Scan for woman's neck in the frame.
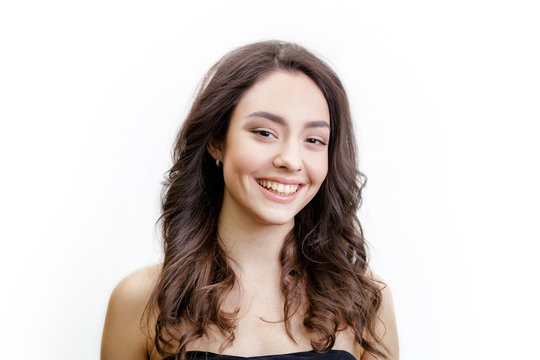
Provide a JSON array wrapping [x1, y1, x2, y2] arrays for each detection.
[[217, 213, 293, 279]]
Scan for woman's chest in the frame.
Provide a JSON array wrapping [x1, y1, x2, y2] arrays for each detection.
[[148, 287, 361, 360], [189, 304, 313, 355]]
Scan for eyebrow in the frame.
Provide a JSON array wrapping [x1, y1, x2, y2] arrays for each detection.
[[247, 111, 330, 129]]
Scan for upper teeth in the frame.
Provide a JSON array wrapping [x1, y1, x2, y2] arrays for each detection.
[[257, 179, 299, 195]]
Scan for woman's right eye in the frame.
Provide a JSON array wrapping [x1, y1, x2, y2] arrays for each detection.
[[252, 129, 274, 138]]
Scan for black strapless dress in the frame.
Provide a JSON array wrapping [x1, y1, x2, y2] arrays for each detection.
[[164, 350, 356, 360]]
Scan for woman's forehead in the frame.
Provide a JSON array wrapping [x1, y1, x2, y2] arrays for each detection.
[[231, 71, 330, 127]]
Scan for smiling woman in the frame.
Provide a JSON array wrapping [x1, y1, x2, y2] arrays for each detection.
[[101, 41, 398, 360], [209, 71, 330, 227]]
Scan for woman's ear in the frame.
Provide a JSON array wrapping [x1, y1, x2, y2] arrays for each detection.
[[207, 138, 223, 161]]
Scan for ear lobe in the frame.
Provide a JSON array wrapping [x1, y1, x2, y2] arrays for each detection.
[[207, 138, 223, 161]]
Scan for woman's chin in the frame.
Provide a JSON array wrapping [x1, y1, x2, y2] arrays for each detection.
[[254, 212, 296, 228]]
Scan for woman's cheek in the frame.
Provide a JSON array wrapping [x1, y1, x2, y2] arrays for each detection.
[[306, 151, 328, 180]]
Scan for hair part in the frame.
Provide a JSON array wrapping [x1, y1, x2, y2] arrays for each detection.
[[144, 40, 388, 359]]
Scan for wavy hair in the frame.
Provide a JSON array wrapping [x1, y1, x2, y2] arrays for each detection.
[[145, 40, 387, 359]]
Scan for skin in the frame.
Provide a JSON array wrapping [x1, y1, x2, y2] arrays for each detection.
[[101, 71, 399, 360]]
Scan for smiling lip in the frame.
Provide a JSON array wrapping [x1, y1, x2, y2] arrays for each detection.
[[256, 176, 304, 185], [254, 177, 304, 204]]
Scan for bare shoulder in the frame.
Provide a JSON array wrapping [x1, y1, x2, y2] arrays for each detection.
[[361, 271, 399, 360], [365, 270, 387, 290], [113, 264, 162, 300], [101, 264, 162, 360]]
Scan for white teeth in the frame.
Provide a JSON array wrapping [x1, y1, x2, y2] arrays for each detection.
[[257, 179, 299, 196]]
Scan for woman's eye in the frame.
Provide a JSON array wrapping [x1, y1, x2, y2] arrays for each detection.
[[306, 138, 327, 146], [252, 129, 275, 138]]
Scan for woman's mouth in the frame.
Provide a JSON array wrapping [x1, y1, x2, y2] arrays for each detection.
[[256, 179, 300, 196]]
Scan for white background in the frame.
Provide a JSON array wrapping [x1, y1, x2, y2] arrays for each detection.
[[1, 1, 539, 359]]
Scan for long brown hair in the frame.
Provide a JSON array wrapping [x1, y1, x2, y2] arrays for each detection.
[[145, 40, 387, 359]]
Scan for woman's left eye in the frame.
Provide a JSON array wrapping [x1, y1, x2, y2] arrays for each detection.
[[306, 138, 327, 145], [257, 130, 272, 137]]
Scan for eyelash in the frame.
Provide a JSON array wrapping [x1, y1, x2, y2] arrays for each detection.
[[253, 129, 275, 138], [251, 129, 327, 146], [306, 138, 327, 146]]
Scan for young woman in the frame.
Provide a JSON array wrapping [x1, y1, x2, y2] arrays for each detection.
[[101, 40, 398, 360]]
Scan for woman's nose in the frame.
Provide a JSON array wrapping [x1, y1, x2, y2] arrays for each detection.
[[272, 141, 302, 171]]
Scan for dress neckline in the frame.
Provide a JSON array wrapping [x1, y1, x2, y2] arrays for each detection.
[[186, 349, 356, 360]]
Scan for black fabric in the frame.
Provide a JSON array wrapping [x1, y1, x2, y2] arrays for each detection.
[[164, 350, 356, 360]]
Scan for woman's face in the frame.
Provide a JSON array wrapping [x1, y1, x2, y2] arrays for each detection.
[[215, 70, 330, 228]]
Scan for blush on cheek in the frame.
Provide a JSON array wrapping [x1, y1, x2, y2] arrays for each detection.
[[307, 161, 328, 185]]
